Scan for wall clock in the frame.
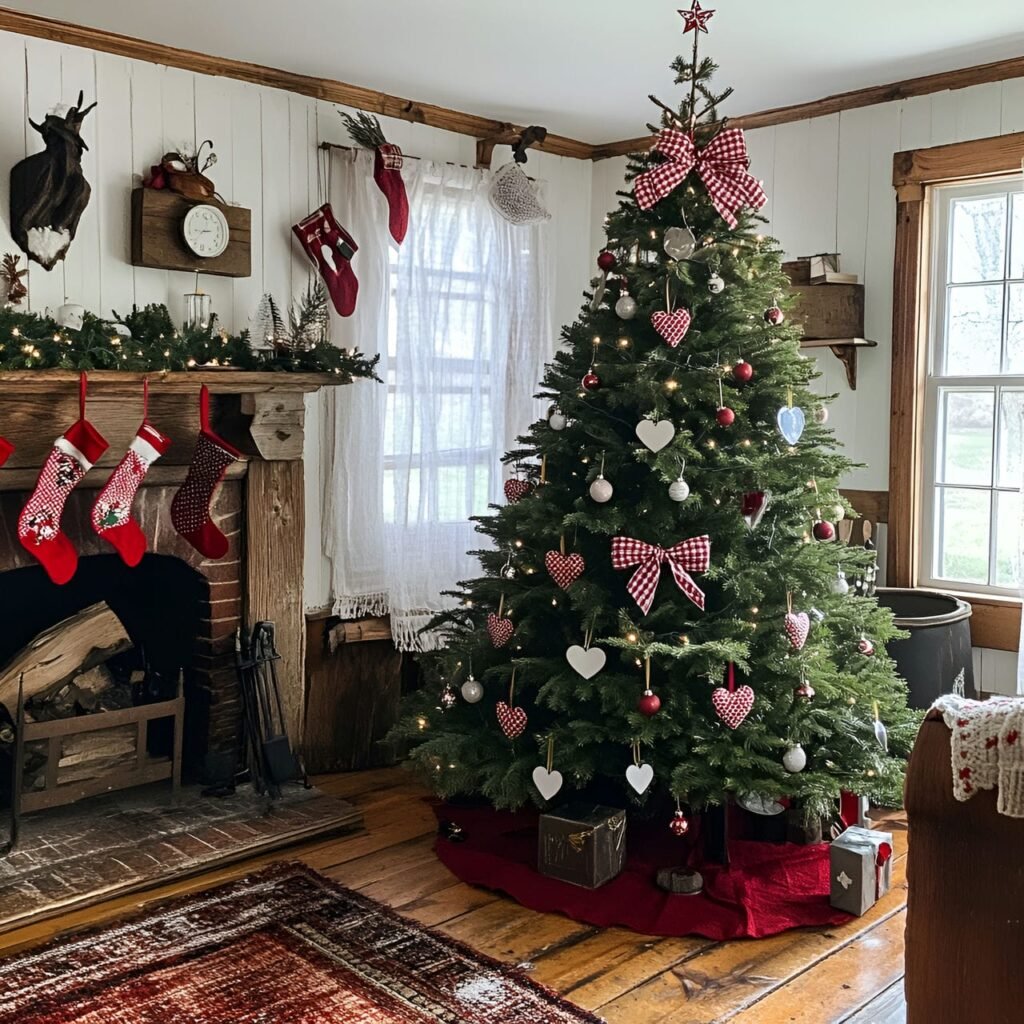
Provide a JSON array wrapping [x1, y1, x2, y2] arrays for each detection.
[[182, 203, 230, 258]]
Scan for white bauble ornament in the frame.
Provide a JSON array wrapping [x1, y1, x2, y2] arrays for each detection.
[[832, 504, 845, 521], [615, 294, 638, 320], [549, 410, 567, 431], [461, 677, 484, 703], [664, 226, 696, 260], [708, 274, 725, 294], [782, 744, 807, 774], [812, 405, 829, 425], [589, 475, 613, 503], [668, 477, 690, 502], [831, 570, 850, 596]]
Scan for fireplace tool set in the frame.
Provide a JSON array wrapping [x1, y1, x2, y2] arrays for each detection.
[[234, 622, 306, 798]]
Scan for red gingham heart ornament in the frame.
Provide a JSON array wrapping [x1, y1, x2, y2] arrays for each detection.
[[784, 611, 810, 650], [504, 479, 532, 504], [496, 701, 527, 739], [651, 308, 692, 348], [712, 685, 755, 730], [545, 551, 585, 591], [487, 613, 514, 648]]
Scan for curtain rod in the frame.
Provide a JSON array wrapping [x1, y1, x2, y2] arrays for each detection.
[[319, 141, 481, 171]]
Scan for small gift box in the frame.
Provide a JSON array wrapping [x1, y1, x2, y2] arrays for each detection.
[[830, 825, 894, 916], [538, 802, 626, 889]]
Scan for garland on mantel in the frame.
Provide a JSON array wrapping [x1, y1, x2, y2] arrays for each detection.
[[0, 302, 381, 380]]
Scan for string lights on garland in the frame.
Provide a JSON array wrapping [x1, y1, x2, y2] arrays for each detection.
[[0, 299, 380, 380]]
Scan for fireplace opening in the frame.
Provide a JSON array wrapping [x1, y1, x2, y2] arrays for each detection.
[[0, 554, 233, 805]]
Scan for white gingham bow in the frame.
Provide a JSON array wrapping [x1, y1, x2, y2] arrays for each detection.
[[633, 127, 766, 228], [611, 535, 711, 614]]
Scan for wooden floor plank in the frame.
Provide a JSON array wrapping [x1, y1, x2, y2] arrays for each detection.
[[843, 980, 906, 1024]]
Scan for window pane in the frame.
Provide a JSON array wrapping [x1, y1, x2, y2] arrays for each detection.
[[1011, 193, 1024, 279], [936, 487, 991, 585], [937, 389, 994, 485], [994, 489, 1022, 588], [1007, 283, 1024, 372], [944, 285, 1003, 375], [950, 194, 1006, 282], [997, 390, 1024, 488]]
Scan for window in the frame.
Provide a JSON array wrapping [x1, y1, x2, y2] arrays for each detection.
[[922, 177, 1024, 596]]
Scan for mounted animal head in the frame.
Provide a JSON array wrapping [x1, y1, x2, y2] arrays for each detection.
[[10, 91, 96, 270]]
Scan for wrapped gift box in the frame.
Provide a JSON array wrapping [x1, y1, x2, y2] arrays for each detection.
[[538, 802, 626, 889], [830, 825, 894, 916]]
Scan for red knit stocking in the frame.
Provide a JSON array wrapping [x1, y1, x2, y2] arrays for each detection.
[[18, 374, 109, 585], [92, 380, 171, 567], [0, 436, 13, 467], [374, 144, 409, 245], [292, 203, 359, 317], [170, 386, 240, 559]]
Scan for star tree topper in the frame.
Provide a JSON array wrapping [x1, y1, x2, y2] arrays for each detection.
[[678, 0, 715, 33]]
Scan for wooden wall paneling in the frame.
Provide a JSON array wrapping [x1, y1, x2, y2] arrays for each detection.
[[259, 88, 293, 306], [58, 45, 101, 315], [742, 125, 776, 230], [288, 93, 315, 297], [897, 94, 934, 152], [128, 58, 169, 309], [303, 613, 403, 774], [999, 79, 1024, 134], [928, 90, 959, 148], [230, 80, 264, 333], [95, 52, 137, 318], [23, 36, 66, 316], [245, 458, 307, 745], [160, 65, 198, 323], [952, 82, 1002, 142], [767, 120, 811, 257], [193, 73, 236, 329], [0, 33, 24, 274], [979, 646, 1019, 693]]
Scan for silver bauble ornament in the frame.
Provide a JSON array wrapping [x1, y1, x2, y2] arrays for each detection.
[[812, 405, 829, 425], [782, 744, 807, 773], [708, 274, 725, 294], [589, 475, 614, 503], [615, 294, 638, 320], [549, 410, 567, 431], [663, 226, 696, 260], [831, 570, 850, 596], [461, 677, 484, 703], [668, 477, 691, 502]]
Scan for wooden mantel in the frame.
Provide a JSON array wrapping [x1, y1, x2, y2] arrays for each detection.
[[0, 370, 353, 747]]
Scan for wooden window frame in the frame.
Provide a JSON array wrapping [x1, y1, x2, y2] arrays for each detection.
[[890, 131, 1024, 652]]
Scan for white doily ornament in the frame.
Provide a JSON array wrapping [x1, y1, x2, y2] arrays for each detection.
[[488, 162, 551, 225]]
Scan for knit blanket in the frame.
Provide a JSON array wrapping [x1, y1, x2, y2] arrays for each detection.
[[932, 695, 1024, 817]]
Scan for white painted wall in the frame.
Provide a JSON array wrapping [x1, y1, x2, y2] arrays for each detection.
[[0, 28, 595, 614]]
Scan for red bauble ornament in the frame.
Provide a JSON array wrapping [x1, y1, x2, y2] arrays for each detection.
[[795, 681, 816, 701], [597, 250, 617, 272], [582, 371, 602, 392], [812, 520, 836, 542], [764, 306, 785, 326], [669, 810, 690, 837], [638, 688, 661, 716], [732, 360, 754, 383], [716, 406, 735, 427]]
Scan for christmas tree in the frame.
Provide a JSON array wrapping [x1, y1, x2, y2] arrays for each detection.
[[395, 4, 917, 836]]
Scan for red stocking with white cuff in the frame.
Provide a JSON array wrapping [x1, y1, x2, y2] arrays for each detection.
[[292, 203, 359, 317], [18, 373, 109, 585], [92, 380, 171, 567], [170, 386, 241, 559]]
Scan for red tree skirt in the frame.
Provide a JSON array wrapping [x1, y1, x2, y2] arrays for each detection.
[[433, 803, 852, 940]]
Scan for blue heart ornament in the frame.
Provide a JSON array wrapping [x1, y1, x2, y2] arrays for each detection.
[[777, 405, 806, 445]]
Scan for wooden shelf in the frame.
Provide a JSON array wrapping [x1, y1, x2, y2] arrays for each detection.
[[0, 370, 351, 395], [799, 337, 877, 390]]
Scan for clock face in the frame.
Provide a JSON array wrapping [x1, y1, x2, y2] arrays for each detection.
[[182, 204, 230, 258]]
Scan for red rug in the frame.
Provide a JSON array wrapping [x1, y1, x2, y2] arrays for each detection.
[[0, 862, 601, 1023], [434, 803, 852, 940]]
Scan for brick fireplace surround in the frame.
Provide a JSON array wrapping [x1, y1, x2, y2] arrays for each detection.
[[0, 370, 337, 780]]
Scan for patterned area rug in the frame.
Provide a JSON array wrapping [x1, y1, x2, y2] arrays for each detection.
[[0, 862, 601, 1023]]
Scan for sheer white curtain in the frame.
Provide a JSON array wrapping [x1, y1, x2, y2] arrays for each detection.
[[322, 150, 552, 650]]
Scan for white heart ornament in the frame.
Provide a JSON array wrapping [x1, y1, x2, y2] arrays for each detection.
[[777, 406, 806, 445], [532, 766, 564, 801], [626, 762, 654, 795], [566, 645, 606, 680], [636, 419, 676, 453]]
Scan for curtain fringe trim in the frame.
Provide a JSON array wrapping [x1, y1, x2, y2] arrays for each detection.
[[330, 595, 447, 653]]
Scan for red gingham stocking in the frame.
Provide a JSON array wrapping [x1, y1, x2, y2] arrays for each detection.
[[18, 373, 109, 585], [170, 386, 241, 559], [92, 381, 171, 567]]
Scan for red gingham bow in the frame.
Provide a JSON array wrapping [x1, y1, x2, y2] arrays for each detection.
[[633, 127, 766, 228], [611, 535, 711, 614]]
